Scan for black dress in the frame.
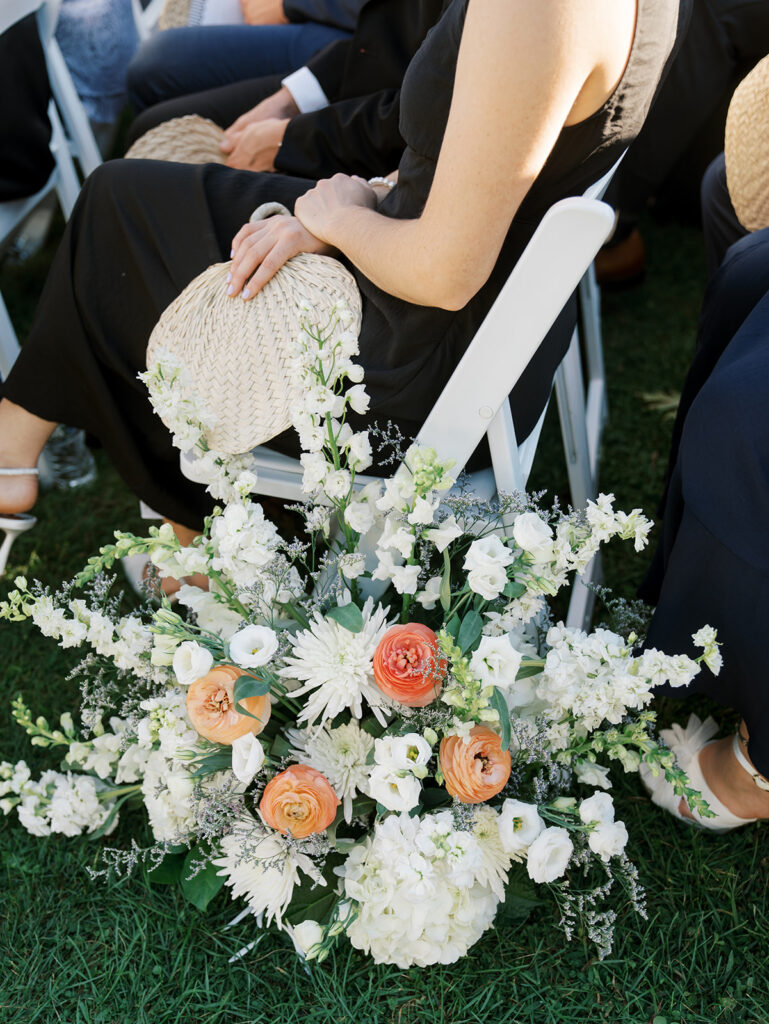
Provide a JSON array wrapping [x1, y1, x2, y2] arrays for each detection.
[[2, 0, 684, 529]]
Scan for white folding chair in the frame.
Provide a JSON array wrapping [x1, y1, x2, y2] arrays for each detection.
[[131, 0, 167, 39], [181, 192, 615, 626]]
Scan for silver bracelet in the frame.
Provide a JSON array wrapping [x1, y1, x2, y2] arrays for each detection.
[[367, 176, 396, 189]]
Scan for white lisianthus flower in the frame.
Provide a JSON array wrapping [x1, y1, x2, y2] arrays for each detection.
[[416, 576, 443, 611], [497, 799, 545, 855], [469, 635, 523, 690], [367, 764, 421, 812], [346, 384, 370, 415], [424, 514, 462, 553], [588, 819, 629, 862], [525, 826, 573, 883], [231, 733, 266, 785], [513, 511, 555, 562], [229, 624, 278, 668], [464, 535, 514, 601], [290, 920, 325, 960], [339, 552, 367, 580], [574, 760, 612, 790], [172, 641, 214, 687], [344, 498, 376, 535], [375, 733, 432, 776], [578, 791, 615, 825]]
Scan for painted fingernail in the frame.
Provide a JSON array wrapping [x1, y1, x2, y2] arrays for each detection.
[[227, 285, 234, 295], [226, 272, 232, 283], [242, 288, 250, 299], [230, 249, 234, 257]]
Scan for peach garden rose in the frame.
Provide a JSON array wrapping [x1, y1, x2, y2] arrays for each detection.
[[440, 726, 512, 803], [186, 664, 271, 744], [372, 623, 446, 707], [259, 764, 340, 839]]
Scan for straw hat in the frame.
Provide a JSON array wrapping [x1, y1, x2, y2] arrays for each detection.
[[725, 54, 769, 233], [146, 204, 363, 455], [125, 115, 226, 165], [158, 0, 191, 30]]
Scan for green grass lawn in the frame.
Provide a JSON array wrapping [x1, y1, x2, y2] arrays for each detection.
[[1, 218, 767, 1024]]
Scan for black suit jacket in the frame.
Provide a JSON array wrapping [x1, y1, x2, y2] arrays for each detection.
[[275, 0, 447, 179]]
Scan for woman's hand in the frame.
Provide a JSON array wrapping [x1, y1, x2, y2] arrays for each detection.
[[227, 215, 334, 299], [294, 174, 377, 244]]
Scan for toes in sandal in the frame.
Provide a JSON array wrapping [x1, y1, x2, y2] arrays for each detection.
[[0, 468, 39, 575]]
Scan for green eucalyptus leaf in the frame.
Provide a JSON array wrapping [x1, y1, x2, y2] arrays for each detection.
[[445, 614, 461, 639], [233, 674, 270, 721], [457, 610, 484, 654], [326, 603, 364, 633], [283, 854, 344, 926], [503, 580, 526, 600], [180, 848, 225, 911], [516, 661, 544, 680], [489, 686, 511, 752]]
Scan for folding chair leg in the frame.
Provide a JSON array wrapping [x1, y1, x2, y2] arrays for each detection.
[[554, 328, 595, 511], [48, 103, 80, 219], [579, 264, 608, 482], [45, 37, 102, 177], [565, 551, 602, 631], [0, 293, 21, 380]]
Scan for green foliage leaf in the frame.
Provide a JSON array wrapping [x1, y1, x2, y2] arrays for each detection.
[[489, 686, 511, 752], [269, 733, 293, 758], [496, 864, 541, 924], [419, 785, 452, 811], [190, 747, 233, 778], [180, 847, 225, 911], [87, 791, 138, 842], [146, 851, 187, 886], [326, 603, 364, 633], [233, 674, 270, 720], [516, 660, 543, 680], [440, 550, 452, 612], [445, 614, 461, 639], [503, 580, 526, 599], [457, 610, 484, 654], [284, 855, 344, 926]]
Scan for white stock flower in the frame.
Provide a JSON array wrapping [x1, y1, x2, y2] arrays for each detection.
[[229, 625, 279, 668], [416, 576, 443, 610], [497, 799, 545, 855], [279, 598, 390, 725], [231, 733, 266, 785], [424, 514, 462, 553], [176, 585, 243, 641], [324, 469, 352, 500], [464, 535, 514, 601], [525, 827, 573, 884], [578, 792, 615, 825], [346, 431, 373, 471], [379, 517, 416, 559], [346, 384, 370, 415], [469, 635, 523, 690], [371, 550, 420, 594], [588, 820, 629, 862], [300, 452, 328, 493], [574, 760, 612, 790], [172, 641, 214, 687], [692, 625, 723, 675], [367, 764, 421, 812], [344, 498, 376, 535], [407, 495, 439, 526], [513, 512, 554, 562]]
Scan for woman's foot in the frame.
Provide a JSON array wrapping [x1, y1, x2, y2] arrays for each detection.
[[0, 399, 57, 514], [679, 725, 769, 822]]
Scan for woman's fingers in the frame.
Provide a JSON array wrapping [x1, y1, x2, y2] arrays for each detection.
[[230, 220, 269, 259], [243, 240, 296, 297], [228, 229, 275, 297]]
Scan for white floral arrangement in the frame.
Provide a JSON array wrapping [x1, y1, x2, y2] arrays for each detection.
[[0, 308, 723, 968]]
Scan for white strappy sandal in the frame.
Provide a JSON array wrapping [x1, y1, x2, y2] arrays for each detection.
[[640, 714, 758, 833], [0, 468, 39, 576]]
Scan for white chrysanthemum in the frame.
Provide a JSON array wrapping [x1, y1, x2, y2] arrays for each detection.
[[279, 598, 391, 725], [215, 815, 324, 926], [342, 810, 508, 967], [288, 721, 374, 822]]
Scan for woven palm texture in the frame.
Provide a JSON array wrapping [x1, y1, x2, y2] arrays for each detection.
[[158, 0, 191, 30], [124, 115, 227, 164], [146, 243, 362, 454], [725, 54, 769, 233]]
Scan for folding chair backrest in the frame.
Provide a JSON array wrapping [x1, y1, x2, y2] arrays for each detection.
[[415, 196, 615, 480]]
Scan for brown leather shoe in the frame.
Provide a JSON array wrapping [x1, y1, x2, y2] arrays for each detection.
[[594, 227, 646, 286]]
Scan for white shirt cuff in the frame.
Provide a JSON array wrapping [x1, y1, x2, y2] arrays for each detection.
[[281, 67, 330, 114]]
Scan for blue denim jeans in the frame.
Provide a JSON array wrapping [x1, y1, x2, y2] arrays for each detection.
[[126, 22, 349, 111]]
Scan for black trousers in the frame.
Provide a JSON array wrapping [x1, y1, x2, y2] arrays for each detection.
[[606, 0, 769, 236], [701, 152, 746, 279], [642, 229, 769, 777]]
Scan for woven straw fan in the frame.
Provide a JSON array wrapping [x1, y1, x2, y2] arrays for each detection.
[[725, 54, 769, 233], [125, 115, 227, 165], [146, 204, 363, 455]]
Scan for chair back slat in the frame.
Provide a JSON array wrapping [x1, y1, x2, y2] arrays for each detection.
[[0, 0, 43, 36], [415, 196, 615, 475]]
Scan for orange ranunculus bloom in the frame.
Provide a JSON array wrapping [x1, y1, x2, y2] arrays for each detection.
[[440, 726, 511, 804], [372, 623, 446, 707], [186, 664, 270, 745], [259, 764, 340, 838]]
